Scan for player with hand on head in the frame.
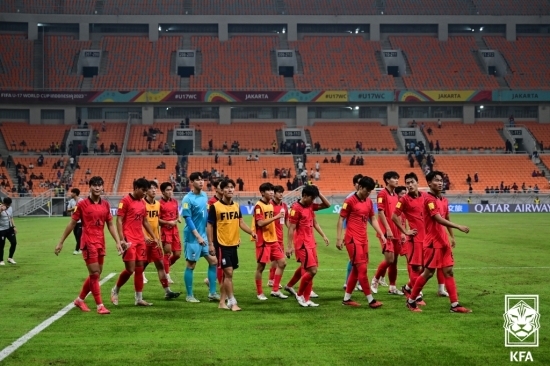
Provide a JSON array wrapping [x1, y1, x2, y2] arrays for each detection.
[[267, 185, 289, 289], [207, 179, 256, 311], [55, 176, 122, 315], [181, 173, 219, 303], [406, 171, 471, 313], [159, 182, 182, 285], [111, 178, 160, 307], [337, 176, 384, 308]]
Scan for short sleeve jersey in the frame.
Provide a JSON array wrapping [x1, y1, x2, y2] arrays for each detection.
[[423, 193, 450, 249], [181, 191, 208, 245], [159, 197, 179, 229], [72, 197, 112, 248], [254, 200, 278, 246], [117, 194, 146, 244], [67, 197, 84, 223], [207, 195, 219, 210], [339, 193, 375, 245], [208, 199, 242, 247], [144, 199, 160, 240], [289, 202, 320, 249], [271, 200, 288, 243], [394, 192, 425, 244], [377, 188, 400, 237]]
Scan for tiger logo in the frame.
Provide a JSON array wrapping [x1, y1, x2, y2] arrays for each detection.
[[503, 300, 540, 342]]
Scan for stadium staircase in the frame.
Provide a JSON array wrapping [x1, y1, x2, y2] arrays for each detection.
[[94, 0, 104, 14], [195, 50, 203, 75], [275, 0, 286, 14], [275, 129, 284, 152], [15, 189, 54, 216], [390, 129, 404, 151], [112, 114, 133, 193], [465, 0, 478, 14], [375, 0, 385, 14], [295, 51, 304, 74], [194, 129, 202, 152], [304, 129, 313, 147], [33, 39, 43, 89], [535, 159, 550, 178], [183, 0, 192, 14]]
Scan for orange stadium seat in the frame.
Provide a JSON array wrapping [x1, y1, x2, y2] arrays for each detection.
[[72, 156, 119, 194], [290, 37, 395, 90], [539, 155, 550, 176], [432, 155, 549, 191], [422, 122, 505, 150], [191, 122, 284, 151], [89, 123, 127, 149], [118, 156, 179, 193], [389, 36, 499, 89], [22, 0, 95, 14], [0, 159, 15, 194], [103, 0, 186, 15], [0, 123, 70, 152], [190, 36, 285, 90], [306, 122, 397, 151], [15, 157, 67, 194], [284, 0, 377, 15], [44, 36, 91, 90], [473, 0, 550, 15], [0, 35, 34, 89], [384, 0, 470, 15], [188, 156, 296, 194], [0, 0, 17, 13], [522, 123, 550, 150], [192, 0, 277, 15], [128, 123, 178, 151]]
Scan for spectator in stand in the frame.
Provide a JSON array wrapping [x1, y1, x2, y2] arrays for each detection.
[[83, 121, 88, 128], [69, 156, 75, 169], [253, 155, 259, 161], [420, 122, 425, 132], [315, 161, 320, 171], [409, 155, 414, 168], [323, 157, 329, 163], [215, 153, 219, 164], [540, 140, 544, 153], [512, 182, 518, 192], [427, 126, 433, 136], [468, 184, 472, 194], [101, 121, 106, 132], [286, 180, 292, 191], [534, 184, 540, 194], [246, 154, 253, 161], [262, 169, 267, 178], [185, 116, 190, 127], [428, 140, 434, 152], [437, 119, 442, 129], [28, 163, 34, 170], [509, 115, 515, 127], [272, 139, 277, 153], [228, 156, 232, 166], [435, 140, 440, 154], [57, 170, 62, 179], [85, 168, 91, 175], [485, 186, 490, 193], [37, 154, 44, 167], [314, 170, 320, 181], [500, 181, 505, 191], [236, 177, 244, 191], [336, 152, 341, 164], [474, 172, 479, 183], [157, 161, 166, 169], [466, 174, 472, 185], [532, 170, 538, 177]]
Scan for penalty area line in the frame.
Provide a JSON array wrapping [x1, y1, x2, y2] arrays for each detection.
[[0, 272, 117, 363]]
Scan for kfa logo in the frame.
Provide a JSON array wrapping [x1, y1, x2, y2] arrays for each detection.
[[504, 295, 539, 362]]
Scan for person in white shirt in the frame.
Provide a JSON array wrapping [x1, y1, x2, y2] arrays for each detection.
[[315, 161, 320, 171], [314, 171, 320, 181], [0, 197, 17, 265], [298, 161, 304, 171], [67, 188, 84, 255]]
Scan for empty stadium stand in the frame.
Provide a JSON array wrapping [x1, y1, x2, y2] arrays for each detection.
[[483, 37, 550, 90], [118, 156, 178, 193], [188, 156, 295, 193], [191, 0, 277, 15], [0, 35, 34, 90], [92, 36, 181, 90], [306, 122, 397, 151], [473, 0, 550, 15], [422, 122, 505, 151], [89, 123, 127, 150], [389, 36, 500, 89], [291, 37, 395, 90], [103, 0, 187, 15], [284, 0, 376, 15], [190, 36, 285, 90], [521, 123, 550, 150], [73, 156, 119, 193], [21, 0, 95, 14], [540, 155, 550, 174], [192, 122, 284, 151], [127, 123, 178, 151], [0, 0, 17, 13], [44, 36, 91, 90], [384, 0, 470, 15], [433, 155, 549, 191], [15, 157, 67, 194], [1, 123, 70, 152]]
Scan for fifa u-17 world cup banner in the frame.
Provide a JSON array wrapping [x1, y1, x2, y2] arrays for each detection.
[[470, 203, 550, 213], [395, 90, 492, 102]]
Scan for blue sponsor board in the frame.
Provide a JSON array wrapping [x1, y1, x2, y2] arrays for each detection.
[[469, 203, 550, 213], [448, 204, 469, 213], [493, 90, 550, 102]]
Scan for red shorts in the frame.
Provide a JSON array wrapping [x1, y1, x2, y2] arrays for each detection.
[[256, 242, 285, 264], [123, 241, 147, 262], [147, 244, 164, 263], [380, 237, 401, 255], [400, 236, 412, 256], [82, 243, 105, 265], [162, 228, 182, 252], [345, 240, 368, 265], [295, 245, 318, 269], [406, 239, 423, 267], [423, 245, 454, 269]]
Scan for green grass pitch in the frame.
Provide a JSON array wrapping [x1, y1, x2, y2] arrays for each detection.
[[1, 214, 549, 365]]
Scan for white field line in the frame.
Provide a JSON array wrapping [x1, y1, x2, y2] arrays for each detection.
[[0, 272, 117, 362]]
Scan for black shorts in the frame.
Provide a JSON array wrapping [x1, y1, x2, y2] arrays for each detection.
[[215, 243, 239, 270]]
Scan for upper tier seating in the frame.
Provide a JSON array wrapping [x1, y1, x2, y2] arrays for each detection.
[[284, 0, 376, 15], [306, 122, 397, 151], [0, 35, 34, 89], [422, 122, 505, 150], [473, 0, 550, 15], [191, 122, 284, 151], [118, 156, 178, 193], [22, 0, 95, 13], [539, 156, 550, 176], [389, 36, 500, 89], [290, 37, 395, 90], [44, 36, 91, 90], [89, 123, 127, 150], [0, 0, 17, 13], [191, 0, 277, 15], [384, 0, 470, 15], [190, 36, 285, 90], [127, 123, 177, 151], [0, 123, 70, 152], [103, 0, 187, 15], [73, 156, 119, 193], [483, 37, 550, 90], [522, 123, 550, 150]]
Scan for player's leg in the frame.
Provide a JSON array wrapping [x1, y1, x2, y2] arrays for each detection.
[[73, 224, 82, 254], [183, 241, 200, 302], [6, 230, 17, 264], [163, 242, 173, 283], [222, 266, 239, 311], [441, 248, 471, 313], [169, 230, 182, 270], [204, 254, 219, 300], [255, 245, 268, 300], [296, 247, 318, 307], [343, 260, 352, 289], [270, 245, 288, 299], [406, 266, 434, 312], [111, 246, 137, 305], [152, 255, 180, 300], [436, 268, 449, 297], [387, 243, 403, 295], [342, 242, 358, 304], [268, 261, 277, 287], [76, 247, 110, 314], [0, 232, 6, 264], [134, 243, 152, 306], [284, 266, 302, 296], [371, 237, 392, 293]]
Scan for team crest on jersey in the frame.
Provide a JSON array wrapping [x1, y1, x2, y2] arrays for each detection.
[[255, 208, 261, 214], [342, 203, 347, 209], [377, 197, 383, 204], [396, 202, 402, 208], [290, 209, 295, 216], [183, 203, 189, 209], [118, 202, 123, 209], [428, 202, 435, 210]]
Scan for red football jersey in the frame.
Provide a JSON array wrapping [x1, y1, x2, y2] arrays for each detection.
[[377, 188, 400, 237], [271, 200, 288, 243], [394, 192, 425, 244], [159, 197, 179, 228], [339, 193, 375, 245], [207, 195, 219, 207], [72, 197, 112, 249], [117, 194, 146, 244], [423, 192, 450, 249], [289, 202, 320, 249]]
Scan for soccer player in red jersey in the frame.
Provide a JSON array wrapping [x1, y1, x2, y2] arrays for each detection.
[[371, 171, 403, 295], [268, 185, 289, 289], [253, 183, 288, 300], [111, 178, 160, 306], [159, 182, 182, 284], [55, 176, 122, 315], [337, 176, 384, 308], [406, 171, 472, 313], [206, 179, 224, 286], [286, 185, 330, 307]]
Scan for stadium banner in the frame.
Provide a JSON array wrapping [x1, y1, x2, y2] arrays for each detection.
[[469, 203, 550, 213], [492, 90, 550, 102], [348, 91, 394, 102], [395, 90, 492, 102], [313, 91, 348, 102], [0, 91, 100, 103]]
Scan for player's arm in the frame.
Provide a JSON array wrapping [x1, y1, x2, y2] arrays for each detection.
[[256, 207, 283, 227], [184, 214, 206, 245], [370, 216, 386, 244], [316, 191, 330, 210], [239, 219, 255, 237], [142, 216, 161, 246], [336, 216, 345, 250], [206, 204, 216, 254], [313, 217, 329, 246], [377, 208, 393, 239], [286, 222, 296, 256], [445, 211, 456, 247], [116, 215, 127, 246], [54, 219, 78, 255], [391, 212, 417, 236], [106, 219, 123, 254], [433, 214, 469, 234]]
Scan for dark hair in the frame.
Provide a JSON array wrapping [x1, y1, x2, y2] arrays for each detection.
[[133, 178, 150, 190], [189, 172, 202, 182], [274, 185, 284, 194], [426, 170, 445, 183], [220, 179, 236, 190], [71, 188, 80, 195], [383, 171, 400, 184], [301, 185, 319, 199], [212, 180, 221, 188], [352, 174, 364, 185], [395, 186, 407, 195], [160, 183, 172, 193], [3, 197, 12, 205], [89, 176, 104, 187], [259, 182, 274, 193], [149, 180, 158, 188], [358, 176, 375, 191], [404, 172, 419, 182]]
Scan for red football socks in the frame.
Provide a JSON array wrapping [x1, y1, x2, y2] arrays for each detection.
[[444, 275, 459, 303], [169, 255, 179, 266], [79, 277, 90, 300], [255, 279, 263, 295], [297, 272, 313, 297], [436, 268, 445, 285], [356, 263, 372, 296], [304, 280, 313, 302], [286, 267, 303, 288], [134, 266, 144, 292], [163, 254, 171, 274], [216, 267, 223, 285], [273, 274, 282, 291], [375, 261, 389, 280], [410, 275, 428, 300], [269, 267, 276, 282], [89, 273, 102, 305], [388, 263, 398, 286], [116, 269, 132, 288], [407, 265, 420, 289], [346, 266, 358, 292]]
